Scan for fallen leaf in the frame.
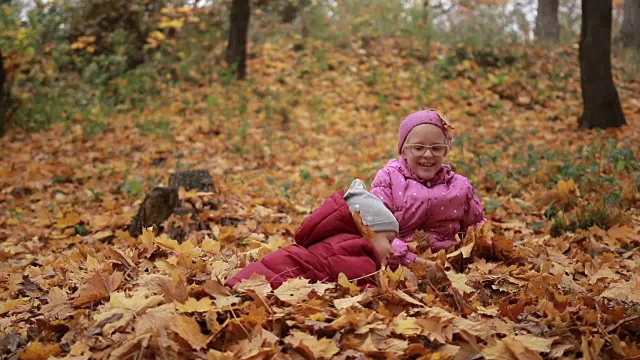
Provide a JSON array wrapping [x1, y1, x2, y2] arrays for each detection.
[[334, 293, 369, 310], [72, 271, 123, 306], [135, 303, 176, 335], [391, 313, 422, 336], [55, 213, 81, 229], [19, 341, 61, 360], [393, 290, 426, 307], [446, 271, 475, 294], [273, 278, 313, 304], [513, 334, 554, 353], [503, 336, 545, 360], [337, 272, 360, 296], [600, 275, 640, 303], [175, 297, 213, 313], [171, 314, 211, 350], [285, 330, 339, 359], [232, 273, 272, 296]]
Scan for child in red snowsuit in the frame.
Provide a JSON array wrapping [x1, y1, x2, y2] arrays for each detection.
[[225, 179, 399, 289]]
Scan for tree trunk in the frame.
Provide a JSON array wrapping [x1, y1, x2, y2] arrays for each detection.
[[535, 0, 560, 42], [578, 0, 626, 129], [225, 0, 250, 80], [1, 48, 7, 137], [618, 0, 640, 49]]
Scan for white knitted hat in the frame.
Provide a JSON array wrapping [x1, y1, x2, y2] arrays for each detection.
[[344, 179, 399, 234]]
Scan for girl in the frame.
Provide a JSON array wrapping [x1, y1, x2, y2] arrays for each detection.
[[371, 109, 486, 265]]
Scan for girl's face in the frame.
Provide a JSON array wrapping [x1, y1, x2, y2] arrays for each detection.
[[370, 231, 396, 265], [401, 124, 448, 181]]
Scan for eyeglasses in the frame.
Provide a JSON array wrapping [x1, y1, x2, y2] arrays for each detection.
[[403, 144, 449, 157]]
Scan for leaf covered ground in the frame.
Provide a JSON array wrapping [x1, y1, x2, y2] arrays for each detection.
[[1, 38, 639, 359]]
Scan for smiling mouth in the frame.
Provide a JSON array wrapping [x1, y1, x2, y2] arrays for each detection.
[[418, 162, 436, 168]]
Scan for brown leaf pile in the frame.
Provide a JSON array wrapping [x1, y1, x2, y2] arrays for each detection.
[[1, 36, 639, 359]]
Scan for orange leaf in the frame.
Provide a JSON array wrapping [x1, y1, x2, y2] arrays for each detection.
[[55, 212, 81, 229], [19, 341, 61, 360], [73, 271, 123, 306]]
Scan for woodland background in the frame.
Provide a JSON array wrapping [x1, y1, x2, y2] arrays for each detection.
[[0, 0, 639, 359]]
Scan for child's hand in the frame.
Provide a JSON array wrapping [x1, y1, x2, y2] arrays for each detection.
[[391, 239, 417, 265], [391, 239, 410, 256]]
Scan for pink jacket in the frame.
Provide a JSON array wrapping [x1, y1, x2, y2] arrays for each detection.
[[371, 159, 485, 260]]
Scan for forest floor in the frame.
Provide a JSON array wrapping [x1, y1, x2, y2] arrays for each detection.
[[1, 38, 639, 359]]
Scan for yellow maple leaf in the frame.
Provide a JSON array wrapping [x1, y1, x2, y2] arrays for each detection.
[[337, 272, 360, 296], [273, 278, 313, 304], [139, 228, 155, 252], [93, 289, 158, 336], [513, 334, 554, 353], [310, 282, 334, 296], [393, 289, 426, 307], [200, 235, 221, 252], [108, 290, 163, 312], [155, 233, 180, 251], [171, 314, 211, 350], [232, 273, 273, 296], [390, 313, 422, 336], [285, 330, 339, 359], [175, 297, 213, 313], [446, 271, 475, 294], [85, 255, 101, 271], [0, 298, 26, 315], [557, 178, 578, 198], [333, 293, 370, 310], [55, 212, 81, 229]]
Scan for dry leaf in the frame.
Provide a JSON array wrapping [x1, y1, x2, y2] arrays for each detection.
[[446, 271, 475, 294], [171, 314, 211, 350], [273, 278, 313, 304], [285, 330, 339, 359], [599, 275, 640, 303], [20, 341, 61, 360], [175, 297, 213, 313], [232, 273, 273, 296], [337, 272, 360, 296]]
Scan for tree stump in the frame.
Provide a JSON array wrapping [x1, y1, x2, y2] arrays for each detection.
[[168, 169, 215, 192], [127, 170, 215, 239], [128, 187, 179, 237]]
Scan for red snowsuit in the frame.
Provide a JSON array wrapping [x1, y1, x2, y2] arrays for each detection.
[[225, 191, 382, 289]]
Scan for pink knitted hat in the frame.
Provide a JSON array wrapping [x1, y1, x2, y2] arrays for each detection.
[[397, 110, 453, 154]]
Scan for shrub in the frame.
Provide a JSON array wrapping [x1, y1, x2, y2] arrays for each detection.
[[66, 0, 178, 69]]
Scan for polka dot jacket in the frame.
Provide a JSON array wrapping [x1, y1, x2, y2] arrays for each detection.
[[370, 158, 485, 261]]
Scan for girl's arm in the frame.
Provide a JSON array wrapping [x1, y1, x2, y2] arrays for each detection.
[[460, 184, 486, 233], [370, 168, 396, 211], [371, 169, 419, 264]]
